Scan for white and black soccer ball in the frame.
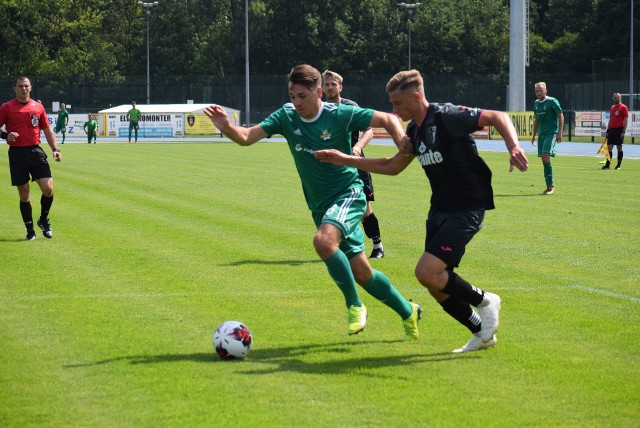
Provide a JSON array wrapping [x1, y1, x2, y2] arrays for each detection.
[[213, 320, 253, 360]]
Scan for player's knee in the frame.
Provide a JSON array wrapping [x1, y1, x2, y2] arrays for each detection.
[[414, 264, 442, 290], [313, 232, 338, 258]]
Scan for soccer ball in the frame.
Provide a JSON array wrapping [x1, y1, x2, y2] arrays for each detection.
[[213, 320, 253, 360]]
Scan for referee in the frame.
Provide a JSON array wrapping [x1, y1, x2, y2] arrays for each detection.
[[0, 76, 62, 240]]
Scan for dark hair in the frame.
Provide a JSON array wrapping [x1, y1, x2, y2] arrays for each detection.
[[288, 65, 322, 91], [13, 75, 30, 86], [386, 70, 424, 94]]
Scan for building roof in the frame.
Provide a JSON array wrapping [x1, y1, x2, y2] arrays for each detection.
[[98, 104, 239, 115]]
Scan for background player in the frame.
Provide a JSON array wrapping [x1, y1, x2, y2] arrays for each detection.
[[322, 70, 385, 259]]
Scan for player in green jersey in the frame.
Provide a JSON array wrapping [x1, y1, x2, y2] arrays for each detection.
[[83, 114, 98, 144], [531, 82, 564, 195], [54, 103, 69, 144], [127, 101, 142, 144], [204, 64, 422, 340]]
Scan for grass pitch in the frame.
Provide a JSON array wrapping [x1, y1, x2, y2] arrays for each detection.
[[0, 142, 638, 427]]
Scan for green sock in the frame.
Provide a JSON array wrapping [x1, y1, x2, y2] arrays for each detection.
[[544, 162, 553, 186], [324, 250, 361, 308], [363, 270, 412, 319]]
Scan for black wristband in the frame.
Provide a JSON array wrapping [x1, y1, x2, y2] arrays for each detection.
[[53, 148, 61, 153]]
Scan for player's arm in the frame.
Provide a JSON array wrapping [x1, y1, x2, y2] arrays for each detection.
[[556, 111, 564, 142], [315, 148, 413, 175], [368, 111, 405, 147], [204, 105, 266, 146], [43, 127, 62, 162], [531, 116, 539, 145], [479, 110, 528, 172], [352, 128, 373, 156]]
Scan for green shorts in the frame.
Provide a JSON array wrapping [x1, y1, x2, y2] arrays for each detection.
[[537, 134, 557, 157], [312, 187, 366, 259]]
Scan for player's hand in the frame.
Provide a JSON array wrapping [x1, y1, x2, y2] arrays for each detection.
[[7, 132, 18, 143], [53, 151, 62, 162], [398, 135, 413, 155], [508, 146, 528, 172], [204, 105, 230, 129], [531, 138, 536, 146], [352, 145, 362, 156], [556, 134, 562, 143], [314, 149, 350, 165]]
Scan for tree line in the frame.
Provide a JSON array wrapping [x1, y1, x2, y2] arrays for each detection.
[[0, 0, 637, 87]]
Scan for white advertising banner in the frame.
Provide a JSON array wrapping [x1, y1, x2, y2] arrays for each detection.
[[106, 113, 184, 138]]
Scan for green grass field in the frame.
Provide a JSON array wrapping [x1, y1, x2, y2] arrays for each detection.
[[1, 142, 638, 427]]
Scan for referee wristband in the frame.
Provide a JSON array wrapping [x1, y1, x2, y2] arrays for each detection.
[[53, 148, 61, 153]]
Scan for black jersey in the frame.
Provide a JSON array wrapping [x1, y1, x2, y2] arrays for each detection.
[[406, 103, 494, 212], [338, 98, 362, 148]]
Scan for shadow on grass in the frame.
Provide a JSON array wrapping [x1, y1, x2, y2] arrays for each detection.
[[493, 193, 540, 198], [221, 259, 323, 267], [0, 237, 32, 242], [64, 340, 469, 376]]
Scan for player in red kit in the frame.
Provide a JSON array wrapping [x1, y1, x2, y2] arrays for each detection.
[[603, 92, 628, 170], [0, 76, 62, 240]]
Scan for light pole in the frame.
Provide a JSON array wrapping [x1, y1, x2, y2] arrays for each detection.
[[245, 0, 250, 126], [398, 2, 421, 70], [139, 1, 159, 104]]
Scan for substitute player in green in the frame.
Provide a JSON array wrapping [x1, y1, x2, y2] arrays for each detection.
[[204, 64, 422, 340], [531, 82, 564, 195], [127, 101, 142, 144], [83, 114, 98, 144], [54, 103, 69, 144]]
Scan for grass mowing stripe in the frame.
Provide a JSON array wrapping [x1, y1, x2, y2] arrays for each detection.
[[1, 142, 638, 427]]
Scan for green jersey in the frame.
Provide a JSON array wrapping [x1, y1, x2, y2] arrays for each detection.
[[56, 109, 69, 127], [533, 96, 562, 135], [84, 119, 98, 133], [128, 108, 142, 122], [259, 102, 374, 212]]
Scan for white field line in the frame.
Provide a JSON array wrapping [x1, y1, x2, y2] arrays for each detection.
[[570, 285, 640, 304], [496, 285, 640, 304]]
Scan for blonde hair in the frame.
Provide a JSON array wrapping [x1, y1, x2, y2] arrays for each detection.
[[535, 82, 547, 89], [386, 70, 424, 94], [322, 70, 343, 85]]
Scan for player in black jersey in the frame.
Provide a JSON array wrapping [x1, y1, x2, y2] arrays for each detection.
[[322, 70, 385, 259], [316, 70, 529, 353]]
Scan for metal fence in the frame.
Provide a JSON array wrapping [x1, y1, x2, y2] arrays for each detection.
[[1, 73, 636, 125]]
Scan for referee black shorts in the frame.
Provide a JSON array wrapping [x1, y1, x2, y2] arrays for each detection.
[[607, 127, 624, 146], [8, 145, 52, 186]]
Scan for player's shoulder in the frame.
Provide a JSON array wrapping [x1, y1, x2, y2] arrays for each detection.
[[339, 98, 359, 107]]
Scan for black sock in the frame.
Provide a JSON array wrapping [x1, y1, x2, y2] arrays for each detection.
[[440, 297, 481, 333], [362, 213, 381, 244], [617, 151, 623, 166], [41, 194, 54, 219], [442, 271, 485, 307], [20, 201, 33, 230]]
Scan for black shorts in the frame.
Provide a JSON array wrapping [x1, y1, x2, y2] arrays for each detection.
[[425, 209, 484, 268], [358, 169, 375, 201], [607, 127, 624, 146], [8, 145, 52, 186]]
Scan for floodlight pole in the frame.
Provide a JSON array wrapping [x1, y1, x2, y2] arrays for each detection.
[[630, 0, 634, 111], [398, 3, 421, 70], [245, 0, 250, 126], [139, 1, 159, 104]]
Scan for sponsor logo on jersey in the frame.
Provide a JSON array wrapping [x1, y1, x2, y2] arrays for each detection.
[[295, 143, 316, 155], [320, 129, 331, 141]]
